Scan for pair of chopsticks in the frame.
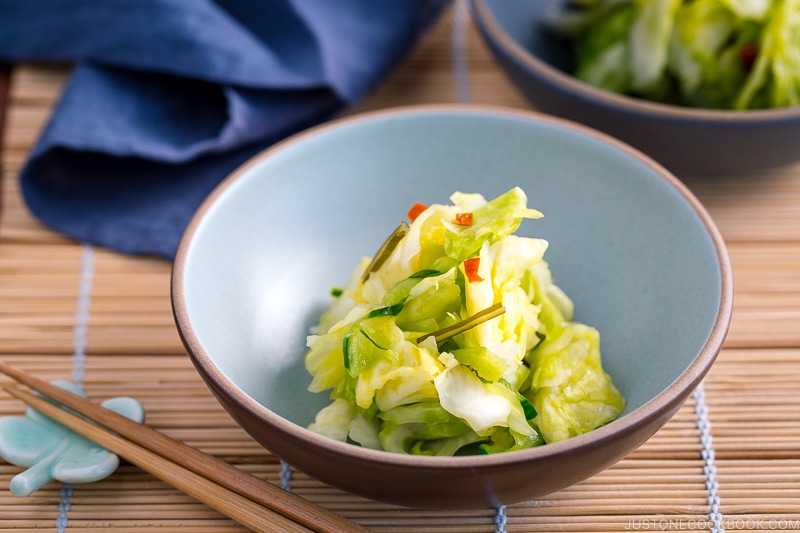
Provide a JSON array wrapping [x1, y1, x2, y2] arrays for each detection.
[[0, 361, 368, 533]]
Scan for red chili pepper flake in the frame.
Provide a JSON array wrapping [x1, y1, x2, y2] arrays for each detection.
[[454, 212, 474, 226], [464, 257, 483, 282], [739, 44, 759, 72], [407, 202, 428, 222]]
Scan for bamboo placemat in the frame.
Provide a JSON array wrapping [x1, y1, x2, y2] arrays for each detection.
[[2, 4, 800, 532]]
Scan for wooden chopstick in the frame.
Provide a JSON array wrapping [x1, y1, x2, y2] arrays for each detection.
[[2, 383, 313, 533], [0, 361, 369, 533]]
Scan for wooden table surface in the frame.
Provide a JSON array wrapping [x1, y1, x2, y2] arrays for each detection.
[[2, 4, 800, 532]]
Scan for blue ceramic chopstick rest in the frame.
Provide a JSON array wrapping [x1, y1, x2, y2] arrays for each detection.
[[0, 380, 144, 496]]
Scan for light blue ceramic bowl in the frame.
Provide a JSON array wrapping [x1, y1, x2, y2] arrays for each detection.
[[172, 105, 732, 509], [471, 0, 800, 175]]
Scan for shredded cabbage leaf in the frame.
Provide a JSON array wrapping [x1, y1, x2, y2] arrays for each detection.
[[551, 0, 800, 109], [304, 187, 625, 455]]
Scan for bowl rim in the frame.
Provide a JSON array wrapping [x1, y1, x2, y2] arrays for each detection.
[[470, 0, 800, 124], [171, 103, 733, 470]]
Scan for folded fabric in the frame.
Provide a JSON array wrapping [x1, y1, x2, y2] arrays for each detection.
[[0, 0, 447, 259]]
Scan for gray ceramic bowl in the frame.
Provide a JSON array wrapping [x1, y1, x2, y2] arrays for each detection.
[[471, 0, 800, 175], [172, 105, 732, 509]]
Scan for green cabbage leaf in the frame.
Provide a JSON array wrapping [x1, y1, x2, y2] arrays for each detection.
[[552, 0, 800, 110], [303, 188, 625, 455]]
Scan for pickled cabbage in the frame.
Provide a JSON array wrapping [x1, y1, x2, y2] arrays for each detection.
[[304, 187, 625, 455], [551, 0, 800, 110]]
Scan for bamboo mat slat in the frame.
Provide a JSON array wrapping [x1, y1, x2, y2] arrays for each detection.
[[2, 5, 800, 532]]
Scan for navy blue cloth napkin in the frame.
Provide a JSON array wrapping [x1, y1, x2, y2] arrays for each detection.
[[0, 0, 446, 259]]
